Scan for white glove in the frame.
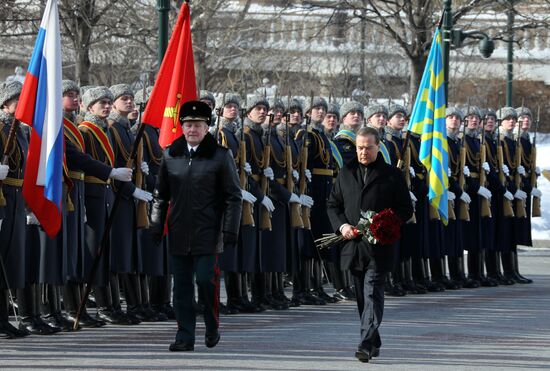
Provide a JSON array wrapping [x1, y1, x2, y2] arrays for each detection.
[[263, 167, 274, 180], [532, 188, 542, 198], [300, 194, 314, 208], [535, 166, 541, 176], [305, 169, 312, 182], [244, 162, 252, 174], [26, 212, 40, 225], [0, 164, 8, 181], [140, 161, 149, 176], [292, 170, 299, 181], [409, 191, 418, 203], [477, 186, 492, 199], [289, 193, 301, 204], [447, 167, 452, 177], [110, 167, 133, 182], [460, 192, 471, 204], [503, 190, 514, 201], [241, 189, 257, 204], [514, 189, 527, 200], [463, 166, 471, 177], [501, 165, 510, 177], [482, 162, 490, 173], [448, 191, 456, 201], [261, 196, 275, 212], [517, 165, 526, 176], [133, 188, 153, 202], [409, 166, 416, 178]]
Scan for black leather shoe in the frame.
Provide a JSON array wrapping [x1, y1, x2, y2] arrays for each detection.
[[169, 341, 194, 352], [344, 287, 357, 300], [388, 283, 407, 297], [44, 312, 80, 331], [205, 331, 220, 348], [219, 302, 239, 315], [19, 316, 60, 335], [491, 273, 514, 286], [236, 298, 262, 313], [462, 277, 480, 288], [333, 289, 349, 301], [424, 280, 444, 292], [479, 276, 498, 287], [0, 320, 30, 338], [153, 304, 176, 320], [67, 311, 105, 328], [355, 348, 371, 363], [302, 292, 325, 305], [250, 300, 267, 312], [316, 288, 338, 303], [371, 347, 380, 358], [97, 308, 133, 325]]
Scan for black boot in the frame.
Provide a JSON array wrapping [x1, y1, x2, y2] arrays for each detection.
[[457, 256, 479, 288], [121, 273, 148, 323], [314, 261, 336, 303], [224, 272, 242, 314], [513, 250, 533, 284], [492, 252, 514, 285], [0, 289, 29, 338], [250, 273, 267, 311], [422, 259, 444, 292], [409, 258, 428, 294], [478, 251, 498, 287], [63, 282, 106, 328], [467, 252, 483, 285], [43, 285, 79, 331], [273, 272, 290, 306], [17, 285, 60, 335], [502, 251, 529, 284], [95, 283, 133, 326], [447, 257, 463, 288]]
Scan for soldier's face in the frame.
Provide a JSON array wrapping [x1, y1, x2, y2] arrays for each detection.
[[485, 116, 496, 132], [310, 106, 326, 122], [501, 117, 516, 131], [446, 114, 460, 131], [368, 113, 387, 129], [183, 120, 209, 146], [113, 95, 135, 116], [467, 114, 479, 129], [89, 99, 112, 119], [2, 98, 18, 114], [356, 134, 379, 166], [289, 109, 302, 125], [520, 115, 531, 131], [343, 111, 363, 130], [223, 103, 239, 120], [201, 99, 215, 110], [269, 108, 284, 125], [63, 91, 79, 112], [388, 113, 405, 130], [247, 105, 267, 124], [323, 113, 338, 131]]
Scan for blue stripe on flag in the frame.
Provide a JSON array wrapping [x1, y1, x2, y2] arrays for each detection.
[[27, 28, 46, 78], [44, 130, 63, 208], [33, 55, 48, 137]]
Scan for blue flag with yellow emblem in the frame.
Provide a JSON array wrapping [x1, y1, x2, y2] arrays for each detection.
[[407, 28, 449, 224]]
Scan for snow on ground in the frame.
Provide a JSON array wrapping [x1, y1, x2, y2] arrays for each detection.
[[531, 133, 550, 240]]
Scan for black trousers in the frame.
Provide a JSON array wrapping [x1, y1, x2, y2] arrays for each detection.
[[172, 254, 220, 343], [352, 260, 385, 352]]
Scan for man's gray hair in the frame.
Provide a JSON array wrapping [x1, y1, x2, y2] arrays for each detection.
[[357, 126, 380, 144]]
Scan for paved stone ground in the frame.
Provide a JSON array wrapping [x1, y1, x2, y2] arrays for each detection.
[[2, 247, 550, 370]]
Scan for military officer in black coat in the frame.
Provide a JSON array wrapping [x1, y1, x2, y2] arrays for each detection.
[[151, 100, 242, 352], [327, 127, 412, 363]]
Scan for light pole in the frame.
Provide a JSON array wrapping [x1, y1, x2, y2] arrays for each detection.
[[441, 0, 495, 105], [506, 1, 515, 106], [157, 0, 171, 63]]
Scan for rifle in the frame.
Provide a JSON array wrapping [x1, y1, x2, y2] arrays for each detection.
[[215, 93, 226, 143], [458, 102, 470, 221], [299, 94, 313, 230], [397, 131, 417, 223], [479, 115, 492, 218], [259, 114, 273, 231], [532, 106, 541, 217], [239, 108, 255, 227], [135, 80, 149, 228], [286, 112, 304, 228], [514, 100, 527, 218], [496, 107, 515, 217]]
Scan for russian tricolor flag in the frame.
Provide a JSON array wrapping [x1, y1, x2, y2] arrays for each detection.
[[16, 0, 63, 238]]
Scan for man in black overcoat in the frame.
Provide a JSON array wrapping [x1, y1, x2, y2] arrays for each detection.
[[151, 101, 242, 352], [327, 127, 413, 363]]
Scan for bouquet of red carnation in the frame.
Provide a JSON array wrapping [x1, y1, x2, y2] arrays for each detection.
[[315, 208, 402, 249]]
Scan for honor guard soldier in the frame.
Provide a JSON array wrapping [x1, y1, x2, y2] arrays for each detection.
[[241, 95, 276, 311], [296, 96, 338, 304], [323, 102, 340, 139], [383, 104, 417, 295], [60, 80, 134, 328], [150, 100, 242, 352], [334, 101, 364, 166], [199, 90, 217, 129], [107, 84, 156, 323], [481, 108, 514, 285], [462, 106, 496, 287], [215, 93, 260, 314], [0, 81, 32, 338], [512, 106, 538, 283], [496, 107, 530, 284]]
